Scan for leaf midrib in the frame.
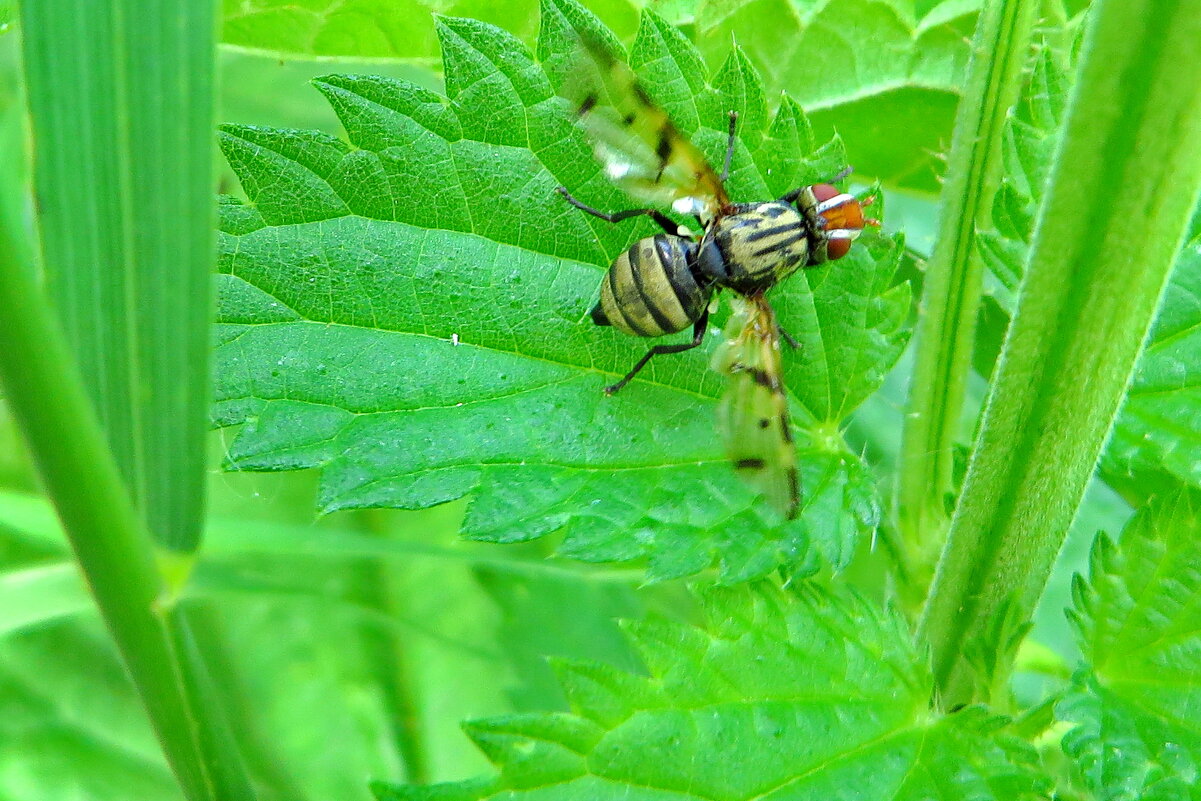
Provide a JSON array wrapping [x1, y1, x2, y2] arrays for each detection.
[[216, 311, 719, 403]]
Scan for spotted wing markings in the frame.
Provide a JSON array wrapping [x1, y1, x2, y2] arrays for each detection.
[[560, 38, 727, 220], [713, 294, 800, 520]]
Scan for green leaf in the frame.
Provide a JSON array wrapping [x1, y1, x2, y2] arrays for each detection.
[[215, 0, 907, 580], [694, 0, 982, 194], [373, 583, 1048, 801], [0, 626, 179, 801], [222, 0, 452, 61], [974, 47, 1201, 502], [474, 565, 644, 711], [0, 562, 91, 637], [1059, 490, 1201, 800], [220, 0, 641, 61], [777, 215, 909, 424], [1103, 229, 1201, 498]]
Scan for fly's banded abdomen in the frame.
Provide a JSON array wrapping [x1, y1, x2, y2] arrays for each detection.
[[591, 234, 711, 337], [706, 202, 810, 294]]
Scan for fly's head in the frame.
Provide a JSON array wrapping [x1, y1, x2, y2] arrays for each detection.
[[796, 183, 879, 263]]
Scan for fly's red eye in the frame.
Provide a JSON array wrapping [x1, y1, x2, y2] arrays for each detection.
[[826, 238, 852, 260], [810, 183, 840, 202]]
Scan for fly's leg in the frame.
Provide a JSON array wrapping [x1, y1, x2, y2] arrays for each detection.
[[720, 111, 738, 183], [604, 307, 710, 395], [821, 165, 854, 184], [556, 187, 678, 235], [778, 325, 799, 350]]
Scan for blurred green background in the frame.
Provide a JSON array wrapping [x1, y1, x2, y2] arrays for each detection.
[[0, 3, 1122, 799]]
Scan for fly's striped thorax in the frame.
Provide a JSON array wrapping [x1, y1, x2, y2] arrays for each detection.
[[592, 234, 710, 338], [708, 202, 810, 294]]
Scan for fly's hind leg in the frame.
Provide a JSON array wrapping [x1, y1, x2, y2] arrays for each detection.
[[604, 307, 710, 395], [556, 187, 678, 235]]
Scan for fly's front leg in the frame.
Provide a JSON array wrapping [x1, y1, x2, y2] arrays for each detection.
[[556, 187, 678, 235]]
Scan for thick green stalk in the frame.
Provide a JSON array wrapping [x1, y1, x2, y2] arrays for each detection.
[[919, 0, 1201, 708], [0, 229, 254, 799], [895, 0, 1039, 596]]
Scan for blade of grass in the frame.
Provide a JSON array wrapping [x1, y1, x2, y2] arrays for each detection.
[[918, 0, 1201, 708], [14, 0, 259, 797], [894, 0, 1040, 604], [20, 0, 213, 558]]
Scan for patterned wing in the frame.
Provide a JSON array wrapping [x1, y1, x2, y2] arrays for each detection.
[[712, 294, 800, 520], [560, 37, 728, 219]]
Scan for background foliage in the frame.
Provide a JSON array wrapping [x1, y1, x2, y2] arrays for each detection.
[[1, 1, 1200, 800]]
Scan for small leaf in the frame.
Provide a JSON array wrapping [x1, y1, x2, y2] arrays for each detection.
[[1060, 490, 1201, 799], [707, 46, 768, 148], [374, 583, 1049, 801]]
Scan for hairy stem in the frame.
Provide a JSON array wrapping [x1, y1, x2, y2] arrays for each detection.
[[895, 0, 1040, 603], [919, 0, 1201, 707]]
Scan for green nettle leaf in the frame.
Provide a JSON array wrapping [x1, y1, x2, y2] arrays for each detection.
[[975, 46, 1201, 500], [1105, 233, 1201, 496], [372, 584, 1047, 801], [221, 0, 435, 58], [215, 0, 907, 580], [693, 0, 980, 194], [1059, 490, 1201, 799]]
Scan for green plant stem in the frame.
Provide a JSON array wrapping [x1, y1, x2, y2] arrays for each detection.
[[919, 0, 1201, 708], [895, 0, 1039, 602], [0, 229, 255, 799]]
